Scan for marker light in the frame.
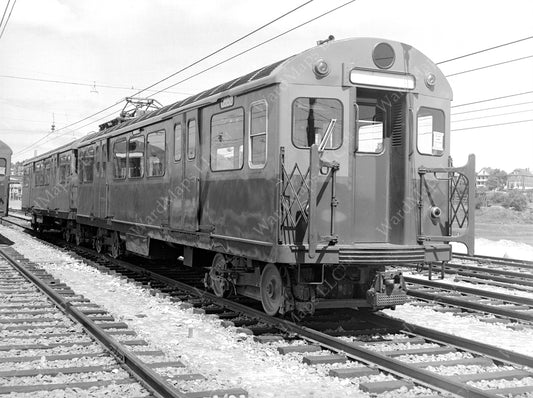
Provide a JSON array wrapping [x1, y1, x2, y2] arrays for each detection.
[[313, 59, 330, 78], [349, 69, 415, 90], [425, 73, 436, 88]]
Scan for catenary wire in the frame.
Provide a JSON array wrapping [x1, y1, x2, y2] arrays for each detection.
[[0, 0, 11, 31], [0, 74, 192, 95], [445, 54, 533, 78], [0, 0, 16, 40], [151, 0, 357, 96], [13, 0, 315, 155], [451, 118, 533, 131], [451, 90, 533, 108], [132, 0, 314, 98], [16, 0, 355, 157], [451, 100, 533, 116], [436, 34, 533, 65], [452, 108, 533, 123]]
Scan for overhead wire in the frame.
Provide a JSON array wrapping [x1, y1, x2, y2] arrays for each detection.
[[0, 0, 11, 30], [151, 0, 357, 96], [451, 118, 533, 131], [451, 90, 533, 108], [0, 74, 192, 95], [445, 54, 533, 78], [436, 34, 533, 65], [14, 0, 316, 156], [452, 108, 533, 123], [451, 100, 533, 116], [16, 0, 359, 157], [0, 0, 16, 40]]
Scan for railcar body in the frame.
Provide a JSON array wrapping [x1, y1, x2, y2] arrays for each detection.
[[23, 37, 476, 316], [0, 140, 12, 217]]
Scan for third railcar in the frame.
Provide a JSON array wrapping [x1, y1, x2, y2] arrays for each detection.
[[23, 37, 475, 316]]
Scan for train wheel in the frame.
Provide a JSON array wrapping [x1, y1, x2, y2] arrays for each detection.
[[260, 263, 284, 316], [74, 229, 82, 246], [209, 253, 231, 298], [109, 231, 123, 259], [94, 236, 103, 254]]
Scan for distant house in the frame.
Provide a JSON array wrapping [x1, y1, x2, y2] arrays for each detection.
[[507, 168, 533, 190], [476, 167, 491, 188]]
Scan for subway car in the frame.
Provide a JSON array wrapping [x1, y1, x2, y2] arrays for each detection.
[[23, 37, 475, 316]]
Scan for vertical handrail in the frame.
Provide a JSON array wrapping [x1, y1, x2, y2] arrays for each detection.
[[308, 144, 319, 258]]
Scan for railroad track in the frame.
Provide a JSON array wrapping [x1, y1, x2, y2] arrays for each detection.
[[405, 276, 533, 324], [453, 253, 533, 271], [0, 244, 247, 397], [3, 221, 533, 396], [17, 231, 533, 398]]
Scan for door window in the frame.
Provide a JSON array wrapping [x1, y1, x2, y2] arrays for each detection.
[[128, 136, 145, 178], [211, 108, 244, 171], [147, 130, 166, 177], [292, 97, 342, 149], [249, 101, 267, 168], [187, 120, 196, 160], [357, 103, 385, 153], [417, 107, 445, 156]]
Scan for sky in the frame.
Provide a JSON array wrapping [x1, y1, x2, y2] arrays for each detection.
[[0, 0, 532, 172]]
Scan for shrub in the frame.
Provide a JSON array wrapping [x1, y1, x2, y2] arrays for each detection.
[[504, 190, 529, 212]]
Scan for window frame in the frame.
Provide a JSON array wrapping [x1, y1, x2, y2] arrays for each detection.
[[80, 146, 95, 183], [174, 123, 182, 162], [112, 137, 127, 180], [187, 119, 197, 160], [291, 97, 344, 150], [248, 100, 268, 170], [43, 158, 51, 185], [127, 135, 146, 179], [146, 129, 166, 178], [58, 152, 71, 185], [416, 107, 445, 157], [356, 101, 386, 155], [0, 158, 6, 177], [210, 106, 245, 172]]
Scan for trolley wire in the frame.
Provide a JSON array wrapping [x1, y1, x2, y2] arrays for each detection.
[[436, 34, 533, 65], [0, 0, 11, 31], [451, 118, 533, 131], [451, 90, 533, 108], [14, 0, 316, 156], [151, 0, 358, 96], [133, 0, 314, 98], [452, 108, 533, 123], [0, 74, 192, 95], [0, 0, 16, 41], [451, 100, 533, 116], [16, 0, 358, 157], [445, 54, 533, 78]]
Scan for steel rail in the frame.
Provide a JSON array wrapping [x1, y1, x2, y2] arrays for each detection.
[[370, 313, 533, 369], [105, 256, 510, 398], [4, 225, 528, 397], [404, 276, 533, 307], [453, 253, 533, 270], [406, 289, 533, 323], [416, 266, 533, 288], [0, 247, 187, 398], [444, 262, 533, 280]]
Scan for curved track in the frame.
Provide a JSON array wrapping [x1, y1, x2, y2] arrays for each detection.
[[24, 233, 533, 398], [0, 243, 247, 397]]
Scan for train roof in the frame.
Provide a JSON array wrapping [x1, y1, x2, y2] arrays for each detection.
[[24, 37, 450, 160], [23, 137, 83, 165], [0, 140, 13, 156]]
